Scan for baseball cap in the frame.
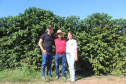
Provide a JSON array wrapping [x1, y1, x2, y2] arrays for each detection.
[[46, 25, 53, 29]]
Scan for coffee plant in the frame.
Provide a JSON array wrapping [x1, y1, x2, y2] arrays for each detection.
[[0, 7, 126, 75]]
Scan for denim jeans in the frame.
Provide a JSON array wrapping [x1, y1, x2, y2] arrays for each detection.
[[66, 53, 75, 80], [55, 53, 66, 77], [41, 52, 53, 77]]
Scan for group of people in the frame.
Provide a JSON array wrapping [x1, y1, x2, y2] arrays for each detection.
[[38, 25, 78, 81]]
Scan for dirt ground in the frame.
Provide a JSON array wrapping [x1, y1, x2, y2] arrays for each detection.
[[0, 75, 126, 84]]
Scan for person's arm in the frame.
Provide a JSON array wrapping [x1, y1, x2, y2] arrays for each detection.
[[75, 49, 78, 61], [74, 40, 78, 61], [38, 39, 47, 55]]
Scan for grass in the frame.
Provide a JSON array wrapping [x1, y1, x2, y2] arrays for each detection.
[[0, 68, 86, 83], [0, 68, 125, 83], [0, 68, 72, 83], [111, 69, 124, 77], [0, 68, 41, 82]]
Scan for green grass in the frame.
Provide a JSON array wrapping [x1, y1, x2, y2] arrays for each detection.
[[111, 69, 124, 77], [1, 68, 124, 83], [0, 68, 72, 83], [0, 68, 41, 82], [0, 68, 86, 83]]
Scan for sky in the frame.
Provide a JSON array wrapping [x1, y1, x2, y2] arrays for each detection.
[[0, 0, 126, 20]]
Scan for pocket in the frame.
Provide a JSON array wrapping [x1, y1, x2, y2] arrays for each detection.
[[66, 53, 70, 56]]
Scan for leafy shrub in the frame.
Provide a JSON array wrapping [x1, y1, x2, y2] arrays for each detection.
[[0, 7, 126, 76]]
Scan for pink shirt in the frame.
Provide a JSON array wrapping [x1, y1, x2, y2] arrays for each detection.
[[54, 37, 67, 53]]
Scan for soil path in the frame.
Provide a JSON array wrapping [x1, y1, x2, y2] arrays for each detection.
[[0, 75, 126, 84]]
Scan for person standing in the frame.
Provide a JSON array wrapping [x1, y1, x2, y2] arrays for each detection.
[[54, 30, 67, 79], [66, 32, 78, 81], [38, 25, 54, 79]]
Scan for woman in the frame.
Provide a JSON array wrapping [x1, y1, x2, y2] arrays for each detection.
[[66, 32, 78, 81]]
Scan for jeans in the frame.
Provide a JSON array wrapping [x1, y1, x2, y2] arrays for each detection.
[[55, 53, 66, 77], [66, 53, 75, 80], [41, 52, 53, 77]]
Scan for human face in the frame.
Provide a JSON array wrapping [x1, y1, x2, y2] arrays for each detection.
[[57, 33, 63, 39], [68, 32, 73, 40], [47, 28, 53, 33]]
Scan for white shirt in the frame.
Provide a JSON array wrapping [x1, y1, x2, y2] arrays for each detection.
[[66, 39, 77, 56]]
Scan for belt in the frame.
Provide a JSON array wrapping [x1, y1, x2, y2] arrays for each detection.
[[56, 52, 65, 54]]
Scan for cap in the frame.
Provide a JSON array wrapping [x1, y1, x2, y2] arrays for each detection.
[[46, 25, 53, 29]]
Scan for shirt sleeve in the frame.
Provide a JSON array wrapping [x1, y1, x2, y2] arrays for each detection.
[[74, 40, 77, 49], [40, 34, 45, 40]]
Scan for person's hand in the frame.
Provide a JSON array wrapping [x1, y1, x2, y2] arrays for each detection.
[[75, 57, 78, 62], [42, 49, 47, 55]]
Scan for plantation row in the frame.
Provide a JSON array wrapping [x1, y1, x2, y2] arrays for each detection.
[[0, 7, 126, 75]]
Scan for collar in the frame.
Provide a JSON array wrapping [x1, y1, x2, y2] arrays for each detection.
[[58, 37, 63, 40], [46, 33, 52, 36]]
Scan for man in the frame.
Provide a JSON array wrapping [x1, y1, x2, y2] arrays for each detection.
[[54, 30, 67, 79], [38, 25, 54, 79]]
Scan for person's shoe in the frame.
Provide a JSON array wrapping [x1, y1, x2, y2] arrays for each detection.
[[41, 77, 45, 80], [71, 79, 75, 81], [62, 76, 66, 79], [55, 76, 58, 80], [68, 78, 71, 81]]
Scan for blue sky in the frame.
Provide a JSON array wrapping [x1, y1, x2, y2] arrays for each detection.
[[0, 0, 126, 20]]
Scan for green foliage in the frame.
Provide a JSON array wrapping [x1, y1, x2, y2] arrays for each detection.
[[0, 7, 126, 76], [76, 14, 126, 75]]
